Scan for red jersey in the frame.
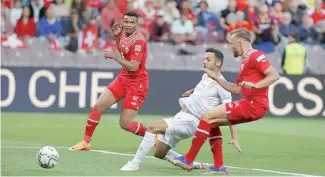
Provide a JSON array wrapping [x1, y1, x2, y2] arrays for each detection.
[[117, 30, 148, 82], [235, 48, 271, 109]]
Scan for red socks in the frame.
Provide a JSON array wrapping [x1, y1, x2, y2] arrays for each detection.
[[185, 120, 211, 163], [125, 121, 147, 137], [83, 109, 148, 143], [84, 109, 102, 143], [209, 127, 223, 168]]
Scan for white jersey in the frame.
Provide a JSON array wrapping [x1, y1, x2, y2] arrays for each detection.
[[178, 73, 232, 118]]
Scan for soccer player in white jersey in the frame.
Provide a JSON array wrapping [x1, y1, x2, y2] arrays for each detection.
[[120, 48, 242, 172]]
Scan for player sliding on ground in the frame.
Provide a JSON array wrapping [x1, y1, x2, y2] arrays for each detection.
[[69, 11, 150, 151], [120, 48, 243, 173], [171, 28, 280, 172]]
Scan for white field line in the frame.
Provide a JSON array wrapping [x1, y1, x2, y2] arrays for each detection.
[[1, 146, 322, 177]]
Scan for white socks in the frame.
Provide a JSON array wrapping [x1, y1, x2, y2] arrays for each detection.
[[131, 131, 156, 166], [167, 150, 182, 158]]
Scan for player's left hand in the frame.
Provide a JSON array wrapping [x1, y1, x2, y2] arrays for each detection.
[[104, 50, 121, 60], [239, 81, 258, 89], [229, 139, 243, 153]]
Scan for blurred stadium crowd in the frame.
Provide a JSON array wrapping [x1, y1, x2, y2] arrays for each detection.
[[1, 0, 325, 53]]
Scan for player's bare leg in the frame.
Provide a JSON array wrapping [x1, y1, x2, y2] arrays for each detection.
[[69, 89, 117, 151], [173, 104, 229, 171], [119, 109, 147, 136]]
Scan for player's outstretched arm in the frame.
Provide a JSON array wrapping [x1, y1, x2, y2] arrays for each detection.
[[203, 69, 241, 95], [255, 66, 280, 88]]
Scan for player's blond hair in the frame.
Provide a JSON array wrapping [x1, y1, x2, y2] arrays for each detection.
[[229, 28, 252, 43]]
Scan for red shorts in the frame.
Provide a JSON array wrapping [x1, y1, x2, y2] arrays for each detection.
[[225, 99, 267, 125], [107, 76, 148, 110]]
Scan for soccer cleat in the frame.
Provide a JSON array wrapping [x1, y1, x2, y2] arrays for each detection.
[[164, 155, 174, 165], [68, 140, 91, 151], [165, 155, 206, 170], [172, 156, 193, 171], [193, 162, 206, 169], [208, 166, 228, 175], [120, 161, 139, 171]]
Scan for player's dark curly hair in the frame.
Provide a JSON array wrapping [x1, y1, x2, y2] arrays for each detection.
[[124, 10, 139, 20], [206, 48, 224, 66]]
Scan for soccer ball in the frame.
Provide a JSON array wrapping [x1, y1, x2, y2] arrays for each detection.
[[37, 146, 59, 169]]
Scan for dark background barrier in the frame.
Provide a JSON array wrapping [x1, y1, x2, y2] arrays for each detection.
[[1, 66, 324, 118]]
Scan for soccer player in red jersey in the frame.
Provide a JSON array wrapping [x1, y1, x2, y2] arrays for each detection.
[[172, 28, 280, 173], [69, 11, 149, 151]]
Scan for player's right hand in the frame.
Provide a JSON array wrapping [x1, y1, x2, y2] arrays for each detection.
[[182, 90, 193, 97], [229, 139, 243, 153], [111, 23, 123, 37]]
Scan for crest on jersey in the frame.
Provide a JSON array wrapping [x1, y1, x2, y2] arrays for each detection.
[[134, 45, 142, 52]]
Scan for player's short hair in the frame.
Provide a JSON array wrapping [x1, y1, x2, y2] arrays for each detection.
[[124, 10, 139, 20], [229, 28, 252, 42], [206, 48, 224, 66]]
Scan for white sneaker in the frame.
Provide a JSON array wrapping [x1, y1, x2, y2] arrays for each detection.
[[120, 161, 139, 171]]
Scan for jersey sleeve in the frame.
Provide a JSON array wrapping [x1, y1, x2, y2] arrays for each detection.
[[253, 52, 271, 74], [130, 40, 146, 62]]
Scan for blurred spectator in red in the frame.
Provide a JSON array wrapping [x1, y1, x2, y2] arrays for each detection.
[[1, 6, 13, 36], [138, 14, 151, 40], [52, 0, 70, 19], [158, 1, 180, 24], [245, 0, 257, 24], [80, 14, 98, 52], [150, 13, 170, 42], [179, 0, 196, 22], [254, 3, 279, 43], [279, 12, 299, 37], [270, 1, 284, 23], [44, 0, 54, 8], [71, 0, 91, 24], [236, 10, 253, 31], [15, 6, 36, 37], [299, 13, 318, 44], [220, 0, 237, 31], [10, 0, 23, 27], [226, 13, 238, 33], [142, 0, 158, 22], [29, 0, 46, 23], [86, 0, 101, 9], [311, 0, 325, 24], [100, 0, 122, 40], [38, 7, 62, 39], [2, 0, 11, 8], [237, 0, 248, 11], [114, 0, 127, 14], [171, 13, 196, 45]]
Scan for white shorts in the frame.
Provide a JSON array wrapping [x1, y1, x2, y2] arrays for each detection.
[[158, 111, 200, 147]]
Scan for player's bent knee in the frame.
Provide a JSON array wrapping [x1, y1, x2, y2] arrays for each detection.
[[147, 120, 168, 134], [147, 124, 161, 134]]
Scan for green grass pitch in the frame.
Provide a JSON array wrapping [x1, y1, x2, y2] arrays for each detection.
[[1, 112, 325, 176]]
